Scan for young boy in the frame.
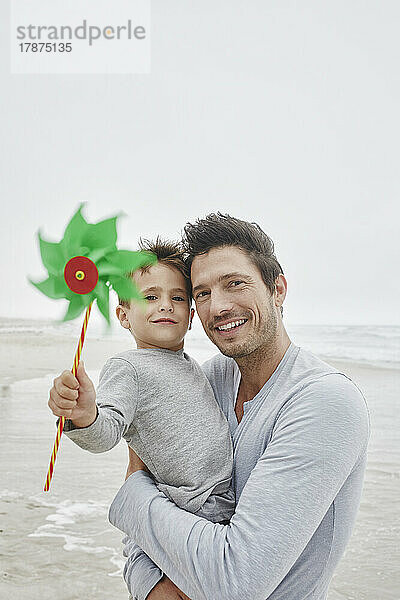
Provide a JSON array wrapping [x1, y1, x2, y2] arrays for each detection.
[[48, 238, 234, 524]]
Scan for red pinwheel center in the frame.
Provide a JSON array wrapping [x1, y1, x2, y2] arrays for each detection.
[[64, 256, 99, 294]]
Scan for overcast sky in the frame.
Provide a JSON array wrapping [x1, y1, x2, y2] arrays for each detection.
[[1, 1, 399, 326]]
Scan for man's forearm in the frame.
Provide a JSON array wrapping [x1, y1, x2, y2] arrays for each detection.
[[123, 454, 190, 600], [111, 472, 204, 599]]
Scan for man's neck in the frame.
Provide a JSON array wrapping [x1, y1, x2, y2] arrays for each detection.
[[235, 327, 291, 402]]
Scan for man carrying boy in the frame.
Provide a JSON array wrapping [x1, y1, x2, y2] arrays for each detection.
[[109, 214, 370, 600]]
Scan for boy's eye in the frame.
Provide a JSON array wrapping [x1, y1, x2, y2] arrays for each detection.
[[145, 295, 157, 301], [172, 296, 185, 302]]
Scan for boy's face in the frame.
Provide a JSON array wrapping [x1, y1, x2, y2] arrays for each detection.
[[116, 263, 193, 352]]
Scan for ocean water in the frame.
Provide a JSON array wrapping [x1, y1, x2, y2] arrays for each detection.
[[288, 324, 400, 369], [1, 317, 399, 368]]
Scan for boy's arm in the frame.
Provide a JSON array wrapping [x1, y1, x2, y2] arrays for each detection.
[[49, 358, 139, 453]]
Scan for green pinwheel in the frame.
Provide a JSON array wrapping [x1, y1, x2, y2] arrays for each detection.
[[32, 204, 157, 492], [30, 204, 156, 324]]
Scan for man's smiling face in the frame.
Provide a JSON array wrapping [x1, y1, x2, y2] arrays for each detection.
[[191, 246, 282, 358]]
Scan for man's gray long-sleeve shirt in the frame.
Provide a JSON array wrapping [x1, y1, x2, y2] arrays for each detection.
[[109, 343, 370, 600]]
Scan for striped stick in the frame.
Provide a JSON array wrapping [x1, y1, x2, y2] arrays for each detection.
[[43, 302, 93, 492]]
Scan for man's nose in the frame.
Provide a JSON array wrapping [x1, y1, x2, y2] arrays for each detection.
[[208, 290, 233, 317]]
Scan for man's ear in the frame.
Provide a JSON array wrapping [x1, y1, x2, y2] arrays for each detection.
[[116, 305, 131, 330], [274, 274, 287, 313], [188, 308, 195, 330]]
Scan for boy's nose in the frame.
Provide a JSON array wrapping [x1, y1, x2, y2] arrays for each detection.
[[159, 304, 173, 312]]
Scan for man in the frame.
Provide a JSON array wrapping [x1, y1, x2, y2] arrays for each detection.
[[109, 213, 370, 600]]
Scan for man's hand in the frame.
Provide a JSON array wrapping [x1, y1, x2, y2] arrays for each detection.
[[147, 576, 191, 600], [125, 445, 149, 480], [48, 362, 97, 428]]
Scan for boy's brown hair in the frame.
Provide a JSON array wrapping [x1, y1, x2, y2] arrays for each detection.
[[118, 237, 191, 306]]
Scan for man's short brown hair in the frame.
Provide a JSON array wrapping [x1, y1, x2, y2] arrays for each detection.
[[118, 237, 191, 306], [182, 213, 284, 313]]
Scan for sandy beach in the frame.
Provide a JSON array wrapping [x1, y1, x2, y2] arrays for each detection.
[[0, 330, 132, 386], [1, 328, 399, 600]]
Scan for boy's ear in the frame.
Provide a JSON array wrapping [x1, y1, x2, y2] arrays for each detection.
[[188, 308, 195, 331], [116, 305, 131, 330]]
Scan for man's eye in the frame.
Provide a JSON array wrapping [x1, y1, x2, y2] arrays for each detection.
[[145, 295, 157, 301], [230, 280, 244, 287], [196, 290, 210, 299]]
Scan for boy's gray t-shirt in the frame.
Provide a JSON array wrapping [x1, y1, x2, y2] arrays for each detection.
[[64, 348, 234, 521]]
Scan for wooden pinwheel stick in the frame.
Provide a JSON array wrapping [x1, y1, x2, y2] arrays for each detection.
[[43, 303, 93, 492]]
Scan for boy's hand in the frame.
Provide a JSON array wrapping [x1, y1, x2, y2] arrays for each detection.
[[148, 576, 191, 600], [48, 362, 97, 428]]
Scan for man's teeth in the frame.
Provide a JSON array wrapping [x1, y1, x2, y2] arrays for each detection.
[[216, 319, 246, 331]]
